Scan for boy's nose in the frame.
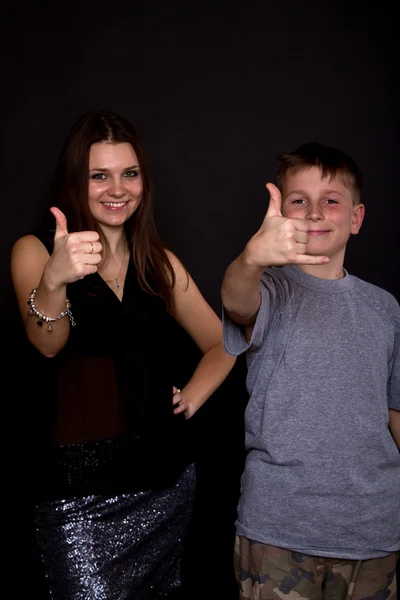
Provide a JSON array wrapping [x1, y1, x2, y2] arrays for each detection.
[[305, 206, 324, 221]]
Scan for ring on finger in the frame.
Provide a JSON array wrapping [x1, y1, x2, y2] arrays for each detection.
[[89, 242, 94, 254]]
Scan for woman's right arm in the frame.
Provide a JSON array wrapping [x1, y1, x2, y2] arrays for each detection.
[[11, 234, 72, 357], [11, 208, 102, 357]]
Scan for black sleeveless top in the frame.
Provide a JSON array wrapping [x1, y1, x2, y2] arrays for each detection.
[[53, 260, 186, 443], [32, 229, 198, 498]]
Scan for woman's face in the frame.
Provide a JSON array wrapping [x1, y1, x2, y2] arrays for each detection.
[[88, 142, 143, 230]]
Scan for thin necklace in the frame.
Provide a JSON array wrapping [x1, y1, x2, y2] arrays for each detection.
[[104, 250, 128, 290]]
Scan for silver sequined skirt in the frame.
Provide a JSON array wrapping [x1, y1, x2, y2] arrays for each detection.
[[35, 448, 196, 600]]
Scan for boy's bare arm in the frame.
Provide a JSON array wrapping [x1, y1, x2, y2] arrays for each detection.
[[389, 409, 400, 449], [221, 253, 264, 325]]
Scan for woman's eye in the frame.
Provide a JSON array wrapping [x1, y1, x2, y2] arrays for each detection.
[[91, 173, 106, 180], [124, 170, 138, 178]]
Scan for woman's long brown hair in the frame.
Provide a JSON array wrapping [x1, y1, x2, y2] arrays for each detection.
[[49, 111, 175, 312]]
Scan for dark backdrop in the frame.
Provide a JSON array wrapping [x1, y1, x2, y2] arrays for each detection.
[[1, 1, 398, 598]]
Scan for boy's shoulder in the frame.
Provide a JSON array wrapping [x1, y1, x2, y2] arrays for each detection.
[[262, 266, 399, 315], [350, 273, 399, 314]]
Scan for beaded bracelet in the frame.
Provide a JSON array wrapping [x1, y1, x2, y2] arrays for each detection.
[[27, 288, 76, 331]]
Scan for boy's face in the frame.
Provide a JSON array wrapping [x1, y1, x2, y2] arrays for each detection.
[[281, 167, 365, 263]]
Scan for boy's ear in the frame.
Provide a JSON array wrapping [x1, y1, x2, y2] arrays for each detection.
[[351, 203, 365, 235]]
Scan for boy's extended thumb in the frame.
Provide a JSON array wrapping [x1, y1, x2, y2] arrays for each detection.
[[265, 183, 283, 218]]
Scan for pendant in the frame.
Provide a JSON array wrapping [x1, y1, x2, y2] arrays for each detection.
[[115, 279, 121, 290]]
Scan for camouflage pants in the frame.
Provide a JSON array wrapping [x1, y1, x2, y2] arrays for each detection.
[[234, 535, 398, 600]]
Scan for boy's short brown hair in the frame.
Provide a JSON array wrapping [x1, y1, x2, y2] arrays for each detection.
[[276, 142, 363, 204]]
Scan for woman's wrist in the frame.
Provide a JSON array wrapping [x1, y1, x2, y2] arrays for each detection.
[[40, 264, 68, 294], [28, 287, 75, 332]]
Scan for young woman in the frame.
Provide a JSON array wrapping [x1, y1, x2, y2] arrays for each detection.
[[11, 111, 235, 599]]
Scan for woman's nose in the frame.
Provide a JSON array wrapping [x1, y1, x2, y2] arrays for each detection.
[[108, 179, 125, 198]]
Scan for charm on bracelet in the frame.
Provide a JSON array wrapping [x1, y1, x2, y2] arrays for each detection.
[[27, 288, 76, 331]]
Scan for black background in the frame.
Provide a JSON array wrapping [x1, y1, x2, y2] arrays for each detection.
[[1, 1, 398, 598]]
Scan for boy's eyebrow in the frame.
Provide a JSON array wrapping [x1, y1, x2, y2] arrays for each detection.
[[89, 164, 140, 172], [285, 188, 344, 197], [321, 188, 344, 196], [285, 189, 308, 196]]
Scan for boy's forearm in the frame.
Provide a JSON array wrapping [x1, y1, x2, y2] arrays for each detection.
[[389, 409, 400, 449], [221, 252, 264, 325]]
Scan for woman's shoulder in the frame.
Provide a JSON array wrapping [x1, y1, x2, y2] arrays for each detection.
[[164, 249, 189, 289], [164, 249, 179, 266], [11, 233, 50, 257]]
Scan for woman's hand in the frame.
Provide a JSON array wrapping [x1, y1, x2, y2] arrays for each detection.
[[43, 207, 102, 290], [172, 386, 195, 419]]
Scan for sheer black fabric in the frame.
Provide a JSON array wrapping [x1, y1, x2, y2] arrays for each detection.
[[31, 228, 195, 501]]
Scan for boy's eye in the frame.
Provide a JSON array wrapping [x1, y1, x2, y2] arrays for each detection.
[[326, 198, 338, 204], [292, 198, 305, 204]]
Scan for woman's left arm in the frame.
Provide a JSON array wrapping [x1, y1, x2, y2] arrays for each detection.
[[168, 251, 236, 419]]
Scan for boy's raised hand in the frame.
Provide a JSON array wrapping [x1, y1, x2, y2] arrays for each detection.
[[44, 207, 103, 289], [243, 183, 329, 268]]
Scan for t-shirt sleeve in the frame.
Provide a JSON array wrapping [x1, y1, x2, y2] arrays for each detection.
[[222, 275, 274, 356], [388, 301, 400, 410]]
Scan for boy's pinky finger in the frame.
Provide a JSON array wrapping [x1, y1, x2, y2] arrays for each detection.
[[296, 254, 330, 264]]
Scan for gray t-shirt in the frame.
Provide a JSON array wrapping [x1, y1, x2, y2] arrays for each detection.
[[223, 265, 400, 559]]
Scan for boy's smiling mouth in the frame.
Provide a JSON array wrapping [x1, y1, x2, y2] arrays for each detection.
[[308, 229, 331, 236]]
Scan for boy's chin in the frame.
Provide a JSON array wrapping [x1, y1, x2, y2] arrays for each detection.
[[306, 241, 336, 256], [306, 247, 330, 256]]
